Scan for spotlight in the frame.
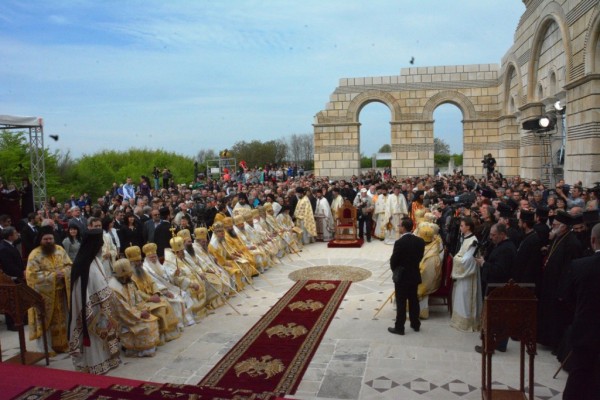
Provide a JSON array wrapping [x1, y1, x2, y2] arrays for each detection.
[[522, 114, 557, 132], [554, 101, 566, 115]]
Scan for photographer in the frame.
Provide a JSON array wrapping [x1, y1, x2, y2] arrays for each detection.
[[353, 188, 374, 242], [482, 153, 496, 179], [556, 184, 585, 210]]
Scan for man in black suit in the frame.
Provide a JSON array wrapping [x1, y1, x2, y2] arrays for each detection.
[[388, 217, 425, 335], [563, 223, 600, 400], [475, 222, 517, 353], [20, 212, 40, 261], [143, 209, 161, 244], [514, 210, 543, 286], [153, 207, 173, 261], [0, 227, 25, 330]]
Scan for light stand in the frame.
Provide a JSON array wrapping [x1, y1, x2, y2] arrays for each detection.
[[522, 101, 566, 187]]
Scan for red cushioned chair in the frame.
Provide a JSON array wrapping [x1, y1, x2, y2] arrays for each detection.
[[428, 250, 454, 313], [334, 200, 357, 241]]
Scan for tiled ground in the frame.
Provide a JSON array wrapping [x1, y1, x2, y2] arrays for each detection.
[[0, 240, 566, 399]]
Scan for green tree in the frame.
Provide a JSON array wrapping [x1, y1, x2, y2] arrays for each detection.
[[61, 149, 195, 199], [231, 139, 288, 169], [0, 130, 64, 201], [378, 144, 391, 153]]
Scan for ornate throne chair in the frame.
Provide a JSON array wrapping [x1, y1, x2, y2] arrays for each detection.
[[334, 200, 357, 241]]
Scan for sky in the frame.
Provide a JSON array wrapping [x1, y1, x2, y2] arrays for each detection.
[[0, 1, 525, 160]]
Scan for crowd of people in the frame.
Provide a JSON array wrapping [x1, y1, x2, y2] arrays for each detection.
[[1, 166, 599, 397]]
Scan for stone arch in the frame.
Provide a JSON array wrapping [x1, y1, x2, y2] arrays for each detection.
[[583, 5, 600, 74], [422, 90, 476, 121], [501, 56, 523, 115], [527, 2, 573, 100], [345, 90, 401, 123]]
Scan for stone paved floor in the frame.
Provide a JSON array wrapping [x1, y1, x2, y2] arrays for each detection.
[[0, 240, 566, 399]]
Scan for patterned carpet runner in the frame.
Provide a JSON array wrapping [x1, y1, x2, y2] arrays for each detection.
[[9, 279, 350, 399], [199, 279, 351, 395]]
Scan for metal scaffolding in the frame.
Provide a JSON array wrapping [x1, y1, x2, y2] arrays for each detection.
[[0, 115, 46, 209]]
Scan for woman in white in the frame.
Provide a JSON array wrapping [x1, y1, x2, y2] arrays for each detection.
[[450, 216, 482, 332]]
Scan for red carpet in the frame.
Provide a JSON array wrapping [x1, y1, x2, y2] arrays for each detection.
[[0, 363, 147, 399], [199, 279, 351, 395], [327, 238, 364, 248]]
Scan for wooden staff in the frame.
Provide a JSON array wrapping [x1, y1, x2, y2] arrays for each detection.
[[220, 241, 258, 291], [372, 291, 395, 319], [201, 252, 248, 299], [223, 240, 274, 287]]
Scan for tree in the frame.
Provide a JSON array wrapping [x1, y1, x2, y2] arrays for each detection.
[[0, 130, 63, 201], [230, 139, 288, 169], [434, 138, 450, 155], [378, 144, 391, 153], [196, 149, 217, 164], [287, 133, 313, 166]]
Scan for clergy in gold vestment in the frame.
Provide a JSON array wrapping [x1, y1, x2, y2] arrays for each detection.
[[142, 243, 195, 327], [208, 222, 245, 291], [293, 187, 316, 244], [178, 229, 225, 310], [163, 236, 207, 323], [108, 259, 160, 357], [415, 224, 443, 319], [125, 245, 181, 344], [222, 217, 257, 279], [26, 226, 72, 353], [193, 227, 236, 297]]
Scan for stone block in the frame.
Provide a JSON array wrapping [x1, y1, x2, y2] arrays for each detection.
[[330, 153, 343, 161]]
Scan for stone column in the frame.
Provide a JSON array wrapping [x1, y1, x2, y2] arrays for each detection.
[[391, 120, 434, 177], [564, 76, 600, 186], [497, 115, 520, 177], [313, 122, 360, 178], [518, 103, 546, 180]]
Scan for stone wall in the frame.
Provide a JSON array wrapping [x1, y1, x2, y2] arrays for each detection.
[[314, 0, 600, 186]]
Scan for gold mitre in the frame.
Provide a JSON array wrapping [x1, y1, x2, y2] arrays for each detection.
[[142, 243, 157, 256], [233, 215, 245, 226], [257, 205, 266, 216], [113, 258, 133, 278], [243, 211, 254, 222], [125, 245, 142, 261], [417, 224, 434, 243], [194, 227, 208, 240], [263, 203, 274, 214], [424, 212, 436, 223], [177, 229, 191, 241], [223, 217, 234, 229], [251, 209, 260, 219], [170, 236, 185, 252], [212, 222, 225, 233]]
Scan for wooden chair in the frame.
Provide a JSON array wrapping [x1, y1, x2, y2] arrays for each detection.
[[334, 200, 357, 241], [481, 281, 537, 400], [428, 249, 453, 313]]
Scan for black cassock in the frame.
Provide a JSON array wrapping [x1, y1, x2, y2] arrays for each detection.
[[537, 231, 582, 349]]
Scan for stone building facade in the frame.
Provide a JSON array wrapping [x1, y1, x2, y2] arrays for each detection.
[[313, 0, 600, 186]]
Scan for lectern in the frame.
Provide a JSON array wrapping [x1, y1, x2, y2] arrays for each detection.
[[481, 281, 537, 399], [0, 272, 50, 365]]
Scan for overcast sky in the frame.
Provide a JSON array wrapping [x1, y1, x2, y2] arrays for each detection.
[[0, 1, 525, 160]]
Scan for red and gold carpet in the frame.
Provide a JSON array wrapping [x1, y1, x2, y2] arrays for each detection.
[[198, 279, 351, 395]]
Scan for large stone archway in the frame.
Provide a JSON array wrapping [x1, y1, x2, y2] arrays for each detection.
[[314, 0, 600, 186], [314, 64, 509, 177]]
